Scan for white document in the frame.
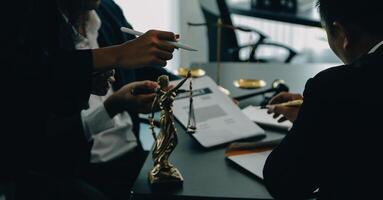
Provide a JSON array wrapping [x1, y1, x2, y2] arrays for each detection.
[[242, 105, 293, 131], [227, 150, 272, 179], [172, 76, 265, 148]]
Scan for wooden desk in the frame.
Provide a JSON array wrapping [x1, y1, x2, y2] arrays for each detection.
[[130, 63, 335, 200], [229, 1, 321, 28]]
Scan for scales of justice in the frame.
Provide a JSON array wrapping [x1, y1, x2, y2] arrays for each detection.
[[148, 70, 196, 186]]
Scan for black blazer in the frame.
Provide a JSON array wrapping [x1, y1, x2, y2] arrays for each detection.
[[96, 0, 179, 136], [263, 46, 383, 199], [1, 0, 93, 177]]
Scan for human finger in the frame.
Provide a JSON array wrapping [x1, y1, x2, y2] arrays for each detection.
[[131, 81, 159, 90], [278, 116, 288, 123], [154, 49, 173, 60], [273, 105, 290, 116], [273, 113, 280, 119], [156, 40, 176, 53], [268, 92, 292, 104], [130, 81, 159, 95], [155, 30, 177, 41]]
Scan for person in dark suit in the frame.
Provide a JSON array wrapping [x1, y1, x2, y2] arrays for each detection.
[[0, 0, 177, 199], [263, 0, 383, 199]]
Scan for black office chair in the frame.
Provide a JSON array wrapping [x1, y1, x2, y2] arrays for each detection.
[[197, 0, 298, 63]]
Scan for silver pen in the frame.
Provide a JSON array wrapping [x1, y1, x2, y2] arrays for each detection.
[[120, 27, 197, 51]]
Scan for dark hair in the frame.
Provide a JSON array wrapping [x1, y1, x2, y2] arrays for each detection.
[[316, 0, 383, 36]]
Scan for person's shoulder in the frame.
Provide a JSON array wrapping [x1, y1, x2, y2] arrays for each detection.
[[302, 64, 353, 99], [312, 53, 382, 88], [309, 64, 349, 88]]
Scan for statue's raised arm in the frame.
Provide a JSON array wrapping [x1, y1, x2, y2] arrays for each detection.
[[167, 71, 192, 94]]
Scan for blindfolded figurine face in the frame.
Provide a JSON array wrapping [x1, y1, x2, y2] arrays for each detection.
[[158, 75, 170, 89], [91, 70, 115, 96]]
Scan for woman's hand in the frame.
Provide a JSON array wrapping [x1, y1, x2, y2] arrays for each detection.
[[116, 30, 177, 69], [103, 81, 159, 118], [93, 30, 178, 71], [267, 92, 303, 123]]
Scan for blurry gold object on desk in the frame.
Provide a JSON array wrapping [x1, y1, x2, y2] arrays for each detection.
[[176, 67, 206, 78], [233, 79, 266, 89]]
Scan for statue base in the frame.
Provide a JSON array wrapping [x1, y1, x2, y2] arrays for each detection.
[[148, 164, 184, 187]]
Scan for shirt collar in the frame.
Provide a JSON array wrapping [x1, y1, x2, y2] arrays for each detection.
[[368, 40, 383, 54], [61, 10, 101, 50]]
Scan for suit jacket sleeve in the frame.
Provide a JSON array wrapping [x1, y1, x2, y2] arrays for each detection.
[[263, 77, 328, 199]]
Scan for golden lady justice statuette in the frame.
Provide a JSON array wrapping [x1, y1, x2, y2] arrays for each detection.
[[148, 71, 196, 186]]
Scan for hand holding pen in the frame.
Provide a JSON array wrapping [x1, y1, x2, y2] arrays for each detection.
[[121, 27, 197, 51], [265, 92, 303, 123], [116, 29, 179, 69]]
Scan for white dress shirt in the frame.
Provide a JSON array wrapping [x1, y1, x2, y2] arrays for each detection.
[[66, 10, 138, 163]]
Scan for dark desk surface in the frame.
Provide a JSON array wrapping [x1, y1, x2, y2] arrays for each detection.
[[201, 62, 336, 105], [131, 62, 336, 200], [229, 1, 321, 28]]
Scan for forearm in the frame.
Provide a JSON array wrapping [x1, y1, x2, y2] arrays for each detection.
[[104, 94, 123, 118], [92, 45, 120, 72]]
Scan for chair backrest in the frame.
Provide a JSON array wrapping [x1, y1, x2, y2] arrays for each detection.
[[199, 0, 298, 63], [199, 0, 240, 62]]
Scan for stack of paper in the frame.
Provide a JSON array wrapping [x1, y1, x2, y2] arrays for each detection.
[[242, 105, 293, 131]]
